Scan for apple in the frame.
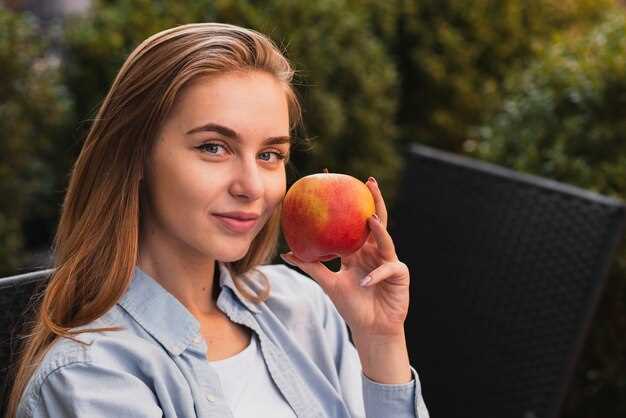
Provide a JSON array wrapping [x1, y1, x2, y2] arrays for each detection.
[[281, 169, 376, 263]]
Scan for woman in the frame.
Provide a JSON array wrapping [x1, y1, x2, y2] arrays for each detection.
[[7, 23, 429, 418]]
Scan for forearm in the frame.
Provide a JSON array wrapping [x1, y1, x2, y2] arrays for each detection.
[[351, 329, 412, 384]]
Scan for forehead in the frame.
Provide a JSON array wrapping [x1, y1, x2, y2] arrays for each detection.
[[170, 71, 290, 133]]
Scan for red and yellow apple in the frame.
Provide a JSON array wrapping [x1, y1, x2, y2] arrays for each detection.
[[281, 170, 376, 262]]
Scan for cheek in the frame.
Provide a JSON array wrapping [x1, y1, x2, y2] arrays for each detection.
[[268, 170, 287, 201], [150, 157, 214, 215]]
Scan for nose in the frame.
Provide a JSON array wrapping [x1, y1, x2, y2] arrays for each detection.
[[229, 156, 264, 201]]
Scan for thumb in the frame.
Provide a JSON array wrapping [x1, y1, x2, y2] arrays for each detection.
[[280, 252, 337, 294]]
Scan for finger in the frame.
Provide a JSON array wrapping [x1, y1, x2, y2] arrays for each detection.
[[366, 177, 388, 228], [367, 215, 397, 262], [360, 261, 410, 287], [280, 252, 337, 293]]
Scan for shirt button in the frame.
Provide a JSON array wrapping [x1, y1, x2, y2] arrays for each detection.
[[205, 393, 215, 402]]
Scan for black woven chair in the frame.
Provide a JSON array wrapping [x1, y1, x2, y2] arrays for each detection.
[[0, 269, 54, 417], [390, 144, 625, 418]]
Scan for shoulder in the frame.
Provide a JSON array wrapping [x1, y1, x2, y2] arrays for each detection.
[[37, 309, 168, 376], [257, 264, 324, 306], [20, 310, 171, 413], [17, 338, 164, 417], [258, 263, 321, 299], [252, 264, 354, 372], [254, 263, 338, 329]]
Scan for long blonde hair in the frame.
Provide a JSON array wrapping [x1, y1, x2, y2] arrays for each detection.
[[5, 22, 303, 418]]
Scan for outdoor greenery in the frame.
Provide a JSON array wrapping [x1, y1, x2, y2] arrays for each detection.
[[0, 7, 73, 273], [355, 0, 616, 151], [0, 1, 625, 416], [473, 13, 626, 416]]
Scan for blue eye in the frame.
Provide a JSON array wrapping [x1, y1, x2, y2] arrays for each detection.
[[196, 143, 226, 155], [259, 151, 287, 162], [196, 143, 287, 163]]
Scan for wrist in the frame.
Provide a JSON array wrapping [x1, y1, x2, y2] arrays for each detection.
[[351, 327, 406, 344], [351, 329, 412, 384]]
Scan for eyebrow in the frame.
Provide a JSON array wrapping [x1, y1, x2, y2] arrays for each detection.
[[185, 122, 292, 145]]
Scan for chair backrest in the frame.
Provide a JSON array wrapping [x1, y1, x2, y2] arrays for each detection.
[[0, 269, 54, 417], [390, 144, 625, 418]]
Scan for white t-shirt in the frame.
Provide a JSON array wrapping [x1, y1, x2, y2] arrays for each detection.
[[208, 332, 297, 417]]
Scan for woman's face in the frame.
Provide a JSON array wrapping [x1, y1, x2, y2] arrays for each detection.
[[141, 70, 291, 262]]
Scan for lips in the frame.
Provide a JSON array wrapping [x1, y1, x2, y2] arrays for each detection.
[[213, 214, 258, 233], [213, 211, 260, 220]]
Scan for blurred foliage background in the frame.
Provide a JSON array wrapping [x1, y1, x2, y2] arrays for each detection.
[[0, 0, 625, 416]]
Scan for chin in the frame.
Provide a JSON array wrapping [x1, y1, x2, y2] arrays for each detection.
[[217, 255, 246, 264], [212, 245, 252, 263]]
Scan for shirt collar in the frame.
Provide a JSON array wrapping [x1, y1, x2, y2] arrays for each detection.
[[217, 261, 262, 314], [117, 261, 260, 356]]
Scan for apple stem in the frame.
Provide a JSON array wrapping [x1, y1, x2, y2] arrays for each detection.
[[323, 168, 329, 173]]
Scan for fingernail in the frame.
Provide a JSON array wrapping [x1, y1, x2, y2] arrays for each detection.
[[368, 177, 377, 185], [372, 214, 380, 222], [360, 275, 373, 287], [280, 254, 296, 266]]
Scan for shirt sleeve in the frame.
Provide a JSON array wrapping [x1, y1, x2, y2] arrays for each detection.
[[25, 361, 163, 418], [319, 291, 430, 418]]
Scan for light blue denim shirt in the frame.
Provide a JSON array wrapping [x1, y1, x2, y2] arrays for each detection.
[[17, 262, 429, 418]]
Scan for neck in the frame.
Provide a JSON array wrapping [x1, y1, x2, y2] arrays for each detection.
[[137, 244, 221, 318]]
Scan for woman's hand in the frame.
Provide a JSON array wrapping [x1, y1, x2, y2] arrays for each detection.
[[280, 177, 410, 339]]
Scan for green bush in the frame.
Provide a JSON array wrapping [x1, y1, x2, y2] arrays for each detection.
[[0, 6, 74, 275], [472, 13, 626, 417], [365, 0, 617, 152]]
